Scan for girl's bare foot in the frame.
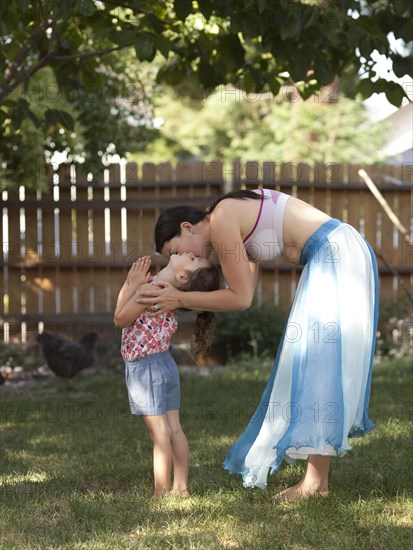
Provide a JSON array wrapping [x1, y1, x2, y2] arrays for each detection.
[[151, 489, 169, 501], [171, 488, 190, 497], [273, 481, 329, 502]]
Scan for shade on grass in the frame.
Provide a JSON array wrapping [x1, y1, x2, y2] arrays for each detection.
[[0, 356, 412, 549]]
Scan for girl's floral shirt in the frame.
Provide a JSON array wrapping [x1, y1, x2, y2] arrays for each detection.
[[121, 310, 178, 361], [121, 277, 178, 361]]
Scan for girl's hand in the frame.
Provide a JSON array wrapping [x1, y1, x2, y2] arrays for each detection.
[[127, 256, 152, 288], [136, 280, 183, 315]]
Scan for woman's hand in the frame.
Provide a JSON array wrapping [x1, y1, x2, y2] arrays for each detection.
[[127, 256, 152, 288], [136, 280, 183, 315]]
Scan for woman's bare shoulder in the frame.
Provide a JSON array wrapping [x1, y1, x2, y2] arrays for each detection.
[[209, 199, 239, 222], [209, 195, 262, 241]]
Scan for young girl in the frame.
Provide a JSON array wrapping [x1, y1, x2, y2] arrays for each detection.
[[114, 253, 219, 499]]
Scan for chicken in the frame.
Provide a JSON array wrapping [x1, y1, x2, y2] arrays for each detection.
[[37, 331, 99, 378]]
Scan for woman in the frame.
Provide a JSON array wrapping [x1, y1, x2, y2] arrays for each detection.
[[137, 188, 379, 500]]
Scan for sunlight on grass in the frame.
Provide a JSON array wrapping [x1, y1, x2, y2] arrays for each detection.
[[0, 469, 48, 487]]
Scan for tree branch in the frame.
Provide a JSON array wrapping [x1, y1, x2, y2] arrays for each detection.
[[1, 55, 52, 103], [0, 44, 131, 103], [52, 45, 126, 61], [3, 18, 54, 84]]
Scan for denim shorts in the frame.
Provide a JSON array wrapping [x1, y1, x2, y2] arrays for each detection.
[[124, 350, 180, 416]]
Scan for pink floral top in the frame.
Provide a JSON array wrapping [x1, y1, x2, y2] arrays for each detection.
[[121, 310, 178, 361]]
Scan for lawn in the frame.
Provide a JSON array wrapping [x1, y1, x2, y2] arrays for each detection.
[[0, 353, 412, 549]]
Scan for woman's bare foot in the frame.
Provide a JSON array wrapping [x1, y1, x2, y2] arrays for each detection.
[[273, 481, 329, 502]]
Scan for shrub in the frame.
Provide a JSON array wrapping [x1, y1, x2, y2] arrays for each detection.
[[376, 297, 413, 360], [214, 305, 288, 360]]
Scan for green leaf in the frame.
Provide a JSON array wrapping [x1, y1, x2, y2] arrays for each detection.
[[11, 110, 24, 130], [289, 57, 309, 82], [156, 61, 187, 85], [76, 0, 96, 17], [154, 36, 171, 59], [250, 67, 265, 90], [56, 110, 75, 131], [392, 55, 412, 79], [44, 109, 74, 131], [356, 78, 375, 100], [314, 59, 334, 86], [198, 0, 213, 19], [244, 72, 255, 94], [257, 0, 267, 16], [0, 109, 8, 125], [301, 6, 320, 29], [15, 0, 30, 11], [174, 0, 193, 21], [135, 32, 157, 62], [384, 82, 406, 108], [26, 108, 40, 128], [268, 78, 280, 96], [393, 0, 409, 17], [198, 62, 221, 88], [218, 34, 245, 72], [109, 29, 136, 48], [16, 98, 29, 109], [2, 100, 17, 108]]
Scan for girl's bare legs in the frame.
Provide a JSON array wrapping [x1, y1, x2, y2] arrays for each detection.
[[275, 455, 331, 501], [143, 415, 173, 499], [166, 409, 189, 495]]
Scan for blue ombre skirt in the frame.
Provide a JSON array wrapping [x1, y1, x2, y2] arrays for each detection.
[[223, 219, 379, 488]]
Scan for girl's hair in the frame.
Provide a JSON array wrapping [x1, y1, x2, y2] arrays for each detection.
[[178, 264, 220, 362], [154, 190, 262, 252]]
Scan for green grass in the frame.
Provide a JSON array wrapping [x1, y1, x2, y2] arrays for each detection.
[[1, 355, 412, 549]]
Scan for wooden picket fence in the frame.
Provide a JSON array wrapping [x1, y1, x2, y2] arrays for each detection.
[[1, 160, 412, 344]]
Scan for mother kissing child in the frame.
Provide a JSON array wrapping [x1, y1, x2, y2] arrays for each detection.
[[137, 187, 379, 501]]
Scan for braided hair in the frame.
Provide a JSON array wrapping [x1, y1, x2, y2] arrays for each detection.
[[179, 265, 220, 362]]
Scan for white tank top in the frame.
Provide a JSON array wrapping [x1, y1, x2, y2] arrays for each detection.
[[243, 189, 290, 260]]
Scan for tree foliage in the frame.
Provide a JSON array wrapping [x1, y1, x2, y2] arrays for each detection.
[[131, 83, 389, 165], [0, 0, 411, 188]]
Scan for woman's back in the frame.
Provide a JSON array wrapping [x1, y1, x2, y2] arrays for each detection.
[[211, 189, 331, 265]]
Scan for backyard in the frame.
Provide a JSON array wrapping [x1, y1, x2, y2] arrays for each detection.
[[0, 350, 412, 549]]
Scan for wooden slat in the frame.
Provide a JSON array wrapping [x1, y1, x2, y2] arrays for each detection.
[[380, 189, 397, 268], [0, 193, 4, 319], [108, 164, 123, 262], [243, 161, 261, 189], [57, 165, 74, 313], [2, 161, 412, 344], [295, 163, 312, 204], [362, 187, 378, 250], [347, 165, 363, 231], [328, 164, 346, 221], [263, 162, 276, 186], [313, 162, 328, 212], [22, 188, 41, 319], [279, 271, 293, 311], [141, 163, 157, 254], [232, 159, 241, 191], [125, 163, 143, 260]]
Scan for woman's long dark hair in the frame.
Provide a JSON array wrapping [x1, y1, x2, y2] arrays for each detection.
[[179, 265, 220, 362], [155, 190, 262, 253]]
